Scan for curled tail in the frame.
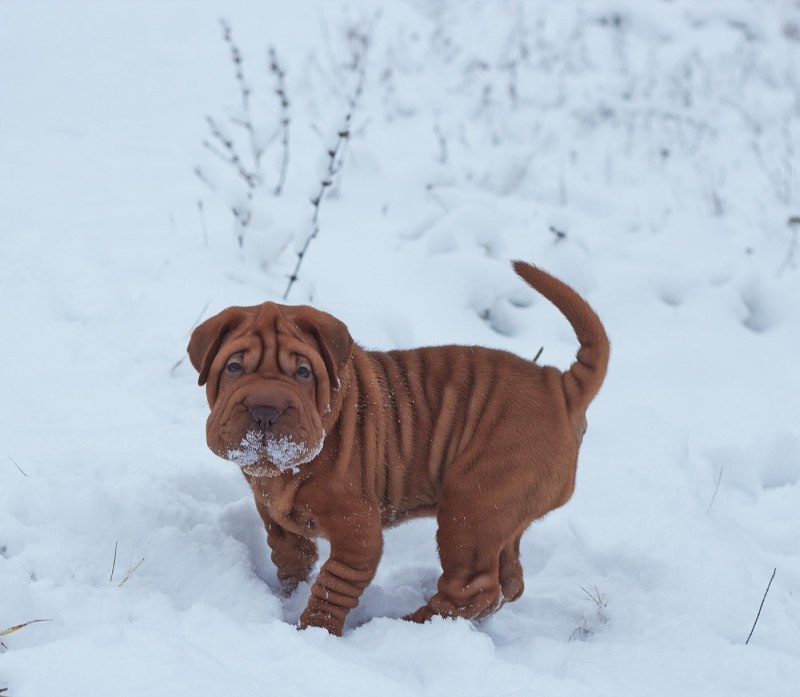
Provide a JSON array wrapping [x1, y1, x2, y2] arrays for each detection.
[[512, 261, 610, 418]]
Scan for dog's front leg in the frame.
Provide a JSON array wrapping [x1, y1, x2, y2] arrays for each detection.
[[253, 493, 318, 594], [266, 521, 319, 595], [299, 506, 383, 636]]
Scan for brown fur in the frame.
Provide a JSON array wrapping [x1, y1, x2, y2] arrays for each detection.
[[188, 261, 609, 635]]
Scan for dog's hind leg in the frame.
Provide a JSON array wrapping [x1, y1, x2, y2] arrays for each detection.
[[405, 498, 513, 623], [499, 532, 525, 602]]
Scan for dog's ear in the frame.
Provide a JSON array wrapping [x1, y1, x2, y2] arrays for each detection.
[[297, 310, 353, 391], [187, 308, 248, 386]]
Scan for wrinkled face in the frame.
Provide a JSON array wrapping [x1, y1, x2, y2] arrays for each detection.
[[188, 303, 353, 477]]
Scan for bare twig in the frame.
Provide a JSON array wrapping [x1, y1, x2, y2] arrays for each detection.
[[705, 466, 724, 514], [778, 216, 800, 277], [197, 199, 209, 247], [194, 165, 215, 191], [203, 116, 259, 189], [570, 584, 608, 640], [282, 123, 351, 301], [569, 622, 591, 641], [269, 46, 291, 196], [109, 541, 118, 583], [533, 346, 544, 363], [170, 300, 211, 375], [117, 557, 145, 588], [0, 619, 52, 638], [170, 356, 186, 375], [197, 20, 270, 249], [282, 19, 374, 300], [220, 19, 263, 176], [329, 25, 372, 197], [753, 124, 793, 205], [9, 457, 26, 477], [433, 123, 448, 164], [580, 585, 607, 611], [745, 567, 776, 645]]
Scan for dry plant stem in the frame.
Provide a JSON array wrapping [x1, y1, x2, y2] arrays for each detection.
[[220, 19, 263, 176], [330, 54, 368, 196], [269, 46, 291, 196], [753, 124, 793, 205], [580, 585, 607, 611], [201, 122, 257, 247], [277, 18, 376, 298], [0, 619, 52, 638], [117, 558, 145, 587], [282, 123, 351, 300], [705, 466, 724, 514], [745, 567, 776, 645], [9, 456, 26, 477], [434, 123, 448, 164], [109, 541, 118, 582], [194, 165, 214, 191], [778, 216, 800, 277], [170, 300, 211, 375], [198, 199, 209, 247], [203, 116, 259, 189], [282, 23, 372, 300]]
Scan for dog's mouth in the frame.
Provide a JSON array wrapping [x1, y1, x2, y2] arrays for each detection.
[[225, 430, 325, 477]]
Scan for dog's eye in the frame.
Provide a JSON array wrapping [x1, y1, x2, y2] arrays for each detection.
[[296, 365, 312, 379], [226, 361, 243, 374]]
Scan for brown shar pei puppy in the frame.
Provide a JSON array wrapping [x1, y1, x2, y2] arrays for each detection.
[[188, 261, 609, 635]]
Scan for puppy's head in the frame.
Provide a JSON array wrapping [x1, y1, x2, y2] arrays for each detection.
[[188, 302, 352, 476]]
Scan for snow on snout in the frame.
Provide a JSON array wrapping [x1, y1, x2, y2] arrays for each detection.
[[226, 430, 325, 476]]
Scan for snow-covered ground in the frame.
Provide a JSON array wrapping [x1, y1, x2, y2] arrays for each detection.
[[2, 1, 799, 695]]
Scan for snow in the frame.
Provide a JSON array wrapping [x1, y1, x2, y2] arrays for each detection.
[[228, 430, 326, 475], [1, 0, 799, 695]]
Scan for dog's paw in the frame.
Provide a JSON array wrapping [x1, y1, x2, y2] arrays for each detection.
[[278, 577, 301, 597], [402, 605, 436, 624], [298, 607, 344, 636]]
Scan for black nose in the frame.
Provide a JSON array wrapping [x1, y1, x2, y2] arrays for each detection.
[[250, 406, 281, 431]]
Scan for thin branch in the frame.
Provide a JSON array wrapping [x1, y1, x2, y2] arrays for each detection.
[[194, 165, 215, 192], [282, 19, 375, 300], [9, 456, 27, 477], [197, 199, 209, 247], [433, 123, 448, 164], [705, 466, 724, 514], [117, 557, 145, 587], [282, 124, 351, 301], [745, 567, 776, 645], [532, 346, 544, 363], [0, 619, 52, 638], [109, 541, 118, 582], [778, 216, 800, 277], [203, 116, 259, 189], [220, 19, 263, 176], [170, 300, 211, 375], [269, 46, 291, 196], [330, 29, 371, 197]]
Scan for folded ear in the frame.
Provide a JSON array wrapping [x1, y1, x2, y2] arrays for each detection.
[[297, 310, 353, 391], [187, 308, 248, 386]]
